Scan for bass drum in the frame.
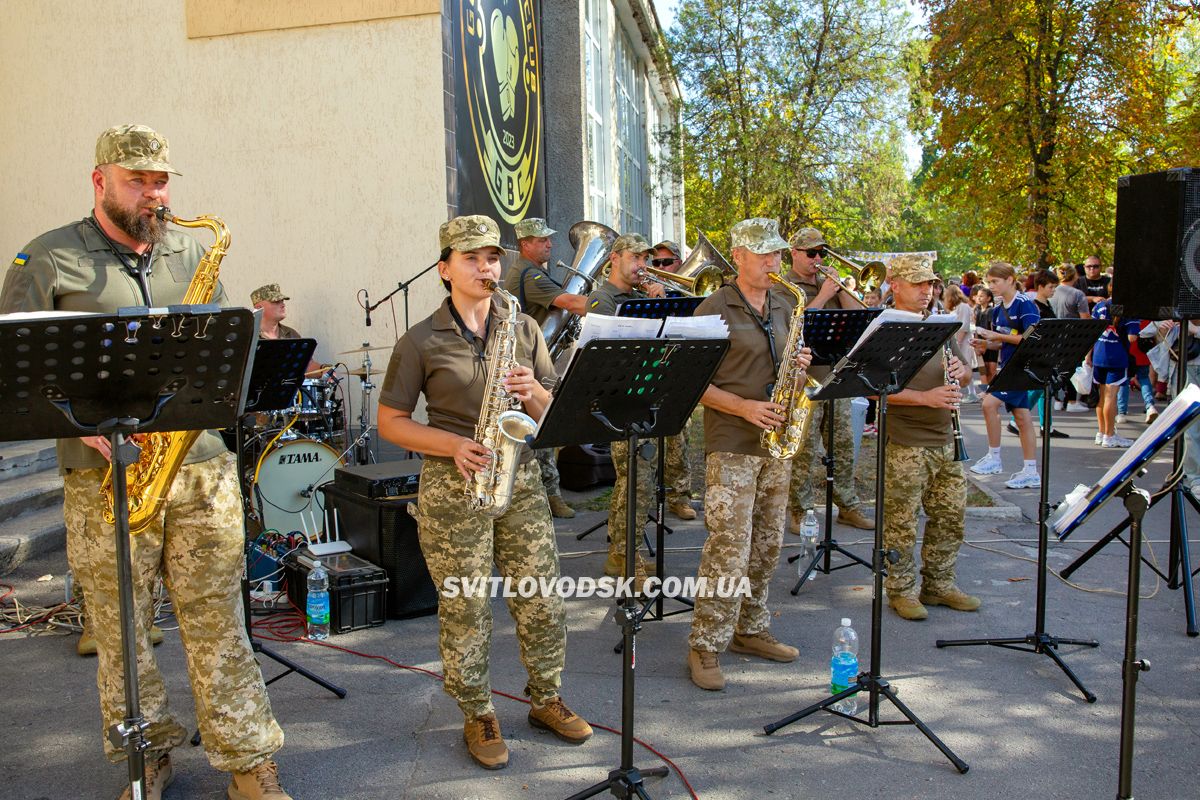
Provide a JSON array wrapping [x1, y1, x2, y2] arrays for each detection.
[[253, 439, 344, 536]]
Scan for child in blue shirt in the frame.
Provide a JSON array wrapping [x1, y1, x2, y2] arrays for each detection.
[[1089, 298, 1140, 447]]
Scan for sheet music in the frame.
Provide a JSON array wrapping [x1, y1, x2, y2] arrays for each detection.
[[846, 308, 958, 361], [661, 314, 728, 339], [0, 310, 98, 321], [574, 313, 662, 349]]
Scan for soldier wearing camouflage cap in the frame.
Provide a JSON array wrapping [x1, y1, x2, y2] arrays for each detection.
[[379, 214, 593, 770], [586, 232, 666, 582], [0, 125, 291, 799], [251, 283, 323, 374], [879, 254, 980, 621], [771, 225, 875, 536], [685, 217, 813, 691], [501, 217, 582, 518]]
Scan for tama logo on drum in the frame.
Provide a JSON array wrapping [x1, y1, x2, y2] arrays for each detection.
[[278, 452, 325, 465]]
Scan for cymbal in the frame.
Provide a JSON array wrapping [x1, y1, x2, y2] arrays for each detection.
[[349, 367, 384, 378], [337, 344, 391, 355]]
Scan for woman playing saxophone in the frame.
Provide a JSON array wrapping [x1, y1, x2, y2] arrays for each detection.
[[376, 215, 592, 771]]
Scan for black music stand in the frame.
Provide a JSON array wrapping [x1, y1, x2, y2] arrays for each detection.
[[0, 307, 256, 800], [532, 338, 728, 800], [1061, 323, 1200, 636], [786, 308, 880, 593], [764, 320, 970, 774], [936, 317, 1107, 702], [1049, 385, 1200, 798]]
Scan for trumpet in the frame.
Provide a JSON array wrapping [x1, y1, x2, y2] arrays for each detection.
[[816, 248, 888, 307], [637, 263, 725, 296]]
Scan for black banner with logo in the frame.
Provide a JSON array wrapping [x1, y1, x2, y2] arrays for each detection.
[[451, 0, 546, 242]]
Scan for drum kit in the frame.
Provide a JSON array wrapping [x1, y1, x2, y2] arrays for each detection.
[[243, 343, 388, 536]]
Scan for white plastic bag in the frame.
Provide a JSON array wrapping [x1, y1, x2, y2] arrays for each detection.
[[1071, 363, 1093, 395]]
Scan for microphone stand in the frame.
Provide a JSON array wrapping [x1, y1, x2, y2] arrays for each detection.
[[363, 260, 439, 333]]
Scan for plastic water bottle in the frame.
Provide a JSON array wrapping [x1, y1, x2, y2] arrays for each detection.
[[306, 559, 330, 641], [830, 618, 859, 715], [798, 510, 820, 581]]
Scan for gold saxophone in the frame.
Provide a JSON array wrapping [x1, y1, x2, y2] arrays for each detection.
[[761, 274, 819, 459], [469, 281, 540, 517], [100, 207, 230, 533]]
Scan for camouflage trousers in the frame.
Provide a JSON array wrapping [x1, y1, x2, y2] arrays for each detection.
[[790, 398, 861, 513], [663, 422, 693, 502], [535, 447, 563, 497], [63, 454, 283, 773], [607, 439, 656, 571], [410, 459, 566, 719], [688, 452, 790, 653], [883, 442, 967, 597]]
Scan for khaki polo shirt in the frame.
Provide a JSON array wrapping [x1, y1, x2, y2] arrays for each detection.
[[695, 284, 791, 457], [888, 338, 968, 448], [586, 281, 645, 316], [379, 296, 556, 465], [503, 256, 563, 326], [769, 271, 855, 381], [0, 217, 230, 472]]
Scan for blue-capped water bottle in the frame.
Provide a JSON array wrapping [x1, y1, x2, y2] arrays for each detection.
[[306, 559, 330, 641], [830, 617, 859, 715]]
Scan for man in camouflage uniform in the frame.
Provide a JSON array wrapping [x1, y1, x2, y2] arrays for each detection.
[[586, 233, 665, 580], [503, 217, 585, 518], [774, 227, 874, 532], [686, 219, 811, 690], [880, 255, 981, 620], [251, 283, 322, 374], [652, 240, 698, 520], [0, 125, 289, 800]]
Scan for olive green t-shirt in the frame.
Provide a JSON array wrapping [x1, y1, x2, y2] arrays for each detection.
[[586, 281, 645, 316], [379, 296, 556, 466], [694, 284, 791, 457], [503, 256, 563, 326], [887, 339, 968, 448], [0, 217, 231, 472]]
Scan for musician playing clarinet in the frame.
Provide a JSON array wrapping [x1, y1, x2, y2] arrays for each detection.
[[878, 256, 980, 622]]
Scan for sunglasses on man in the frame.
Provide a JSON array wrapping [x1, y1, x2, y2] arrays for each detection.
[[650, 258, 678, 267], [798, 248, 825, 259]]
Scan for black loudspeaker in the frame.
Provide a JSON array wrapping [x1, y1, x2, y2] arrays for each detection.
[[321, 483, 438, 619], [1112, 167, 1200, 320]]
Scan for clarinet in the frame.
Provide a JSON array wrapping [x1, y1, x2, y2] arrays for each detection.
[[944, 342, 970, 462]]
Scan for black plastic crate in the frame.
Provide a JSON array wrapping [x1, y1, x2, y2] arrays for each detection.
[[284, 551, 388, 635]]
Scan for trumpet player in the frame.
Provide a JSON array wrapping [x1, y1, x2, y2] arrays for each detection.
[[378, 215, 591, 771], [587, 234, 665, 582], [503, 217, 583, 518], [687, 219, 812, 691], [775, 227, 874, 532], [880, 256, 980, 621]]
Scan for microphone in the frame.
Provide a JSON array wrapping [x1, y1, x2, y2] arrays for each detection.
[[364, 289, 372, 327]]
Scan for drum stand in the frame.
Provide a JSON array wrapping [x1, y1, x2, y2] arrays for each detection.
[[354, 348, 377, 465]]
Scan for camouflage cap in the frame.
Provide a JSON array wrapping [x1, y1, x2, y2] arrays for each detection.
[[789, 227, 827, 250], [729, 218, 789, 254], [251, 284, 289, 304], [95, 124, 180, 175], [611, 233, 655, 254], [653, 240, 682, 259], [513, 217, 556, 239], [889, 254, 938, 284], [439, 214, 507, 254]]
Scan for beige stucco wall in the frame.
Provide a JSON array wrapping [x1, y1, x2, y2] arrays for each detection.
[[0, 0, 448, 373]]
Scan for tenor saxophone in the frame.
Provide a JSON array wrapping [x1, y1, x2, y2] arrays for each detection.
[[100, 207, 229, 533], [761, 274, 819, 459], [469, 281, 540, 517]]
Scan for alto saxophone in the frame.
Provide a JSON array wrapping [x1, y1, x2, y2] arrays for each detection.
[[100, 207, 229, 533], [761, 274, 819, 459], [469, 281, 540, 517]]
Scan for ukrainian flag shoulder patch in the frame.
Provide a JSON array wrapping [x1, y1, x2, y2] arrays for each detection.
[[590, 299, 600, 309], [12, 252, 30, 267]]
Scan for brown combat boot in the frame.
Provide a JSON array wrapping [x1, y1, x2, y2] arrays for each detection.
[[836, 506, 875, 530], [227, 759, 291, 800], [688, 647, 725, 691], [889, 595, 929, 621], [118, 752, 172, 800], [668, 499, 697, 520], [920, 586, 982, 612], [548, 495, 576, 519], [528, 696, 593, 743], [729, 630, 799, 663], [463, 714, 509, 770]]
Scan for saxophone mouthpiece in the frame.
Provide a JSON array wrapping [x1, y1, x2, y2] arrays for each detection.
[[153, 205, 172, 222], [483, 279, 499, 292]]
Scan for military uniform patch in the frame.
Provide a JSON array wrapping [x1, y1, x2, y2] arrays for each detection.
[[12, 252, 30, 267]]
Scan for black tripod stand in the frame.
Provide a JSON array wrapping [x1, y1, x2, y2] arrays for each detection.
[[787, 309, 879, 593], [937, 318, 1107, 701], [764, 319, 968, 774], [1061, 322, 1200, 636], [533, 338, 728, 800]]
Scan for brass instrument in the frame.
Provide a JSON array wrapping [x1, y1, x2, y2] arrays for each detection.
[[761, 274, 818, 459], [469, 281, 540, 517], [100, 207, 228, 533], [817, 248, 888, 305], [680, 231, 737, 279], [545, 220, 616, 361], [637, 263, 724, 296]]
